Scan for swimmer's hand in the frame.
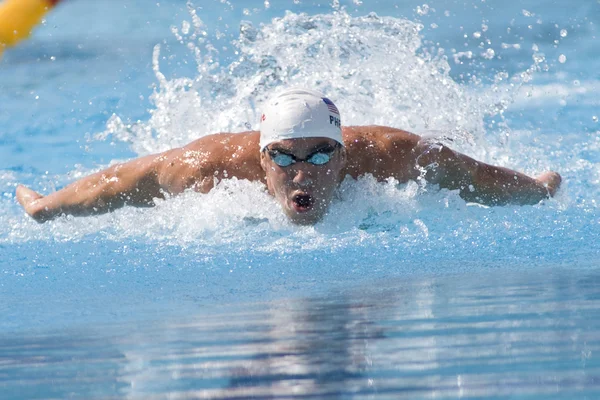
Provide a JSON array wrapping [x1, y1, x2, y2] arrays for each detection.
[[16, 185, 48, 223], [536, 171, 562, 197]]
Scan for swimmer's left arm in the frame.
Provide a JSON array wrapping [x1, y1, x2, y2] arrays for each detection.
[[414, 141, 561, 206]]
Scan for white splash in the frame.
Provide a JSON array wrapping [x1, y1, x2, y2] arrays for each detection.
[[3, 8, 596, 258], [105, 10, 503, 156]]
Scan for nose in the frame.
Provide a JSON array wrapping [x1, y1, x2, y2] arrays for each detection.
[[292, 168, 313, 187]]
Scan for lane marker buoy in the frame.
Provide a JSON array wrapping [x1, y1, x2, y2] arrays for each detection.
[[0, 0, 61, 58]]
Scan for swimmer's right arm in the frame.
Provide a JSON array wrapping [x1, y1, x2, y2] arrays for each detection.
[[16, 138, 221, 222], [16, 153, 167, 223]]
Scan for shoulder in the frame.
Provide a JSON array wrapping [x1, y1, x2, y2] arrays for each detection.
[[156, 131, 261, 193], [340, 125, 423, 180], [342, 125, 421, 151], [177, 131, 260, 163], [184, 131, 260, 152]]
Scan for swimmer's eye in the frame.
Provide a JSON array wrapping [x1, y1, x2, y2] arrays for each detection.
[[269, 151, 296, 167], [268, 147, 336, 167], [305, 151, 332, 165]]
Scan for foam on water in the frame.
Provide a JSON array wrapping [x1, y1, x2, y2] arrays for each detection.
[[1, 8, 598, 266], [104, 9, 511, 153]]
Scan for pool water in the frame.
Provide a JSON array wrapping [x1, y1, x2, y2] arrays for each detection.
[[1, 0, 599, 398]]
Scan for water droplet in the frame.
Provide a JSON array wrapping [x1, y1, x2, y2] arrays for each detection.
[[181, 20, 190, 35], [558, 54, 567, 63], [416, 4, 430, 16], [243, 8, 250, 16], [240, 21, 257, 41], [593, 116, 598, 123], [560, 29, 568, 37], [483, 48, 495, 59], [473, 31, 481, 39], [264, 0, 270, 9]]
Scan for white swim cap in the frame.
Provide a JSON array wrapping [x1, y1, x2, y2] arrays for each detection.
[[259, 88, 343, 150]]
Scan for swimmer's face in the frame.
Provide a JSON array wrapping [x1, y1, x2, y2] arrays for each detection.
[[260, 138, 346, 225]]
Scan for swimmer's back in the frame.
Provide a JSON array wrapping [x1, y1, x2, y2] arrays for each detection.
[[342, 125, 421, 181], [157, 126, 421, 193]]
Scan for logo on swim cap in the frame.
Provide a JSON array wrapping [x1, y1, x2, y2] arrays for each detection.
[[322, 97, 339, 115], [259, 88, 344, 150]]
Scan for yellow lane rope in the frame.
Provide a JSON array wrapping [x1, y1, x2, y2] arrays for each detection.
[[0, 0, 60, 58]]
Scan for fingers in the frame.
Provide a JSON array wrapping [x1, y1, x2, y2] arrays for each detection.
[[536, 171, 562, 197], [16, 184, 42, 205], [16, 185, 47, 221]]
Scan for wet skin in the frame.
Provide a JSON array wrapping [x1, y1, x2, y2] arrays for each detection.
[[16, 125, 562, 223], [260, 138, 346, 225]]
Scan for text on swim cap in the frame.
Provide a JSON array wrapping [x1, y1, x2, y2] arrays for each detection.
[[329, 115, 341, 128]]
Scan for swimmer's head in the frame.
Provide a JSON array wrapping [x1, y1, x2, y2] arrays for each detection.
[[259, 88, 344, 150], [259, 89, 346, 225]]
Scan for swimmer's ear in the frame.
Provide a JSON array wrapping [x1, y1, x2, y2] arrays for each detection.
[[336, 147, 347, 183], [260, 150, 268, 171], [338, 146, 347, 165]]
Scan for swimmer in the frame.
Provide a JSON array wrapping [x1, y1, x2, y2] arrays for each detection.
[[16, 88, 562, 224]]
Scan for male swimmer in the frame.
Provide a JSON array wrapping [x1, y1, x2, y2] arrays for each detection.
[[16, 88, 561, 225]]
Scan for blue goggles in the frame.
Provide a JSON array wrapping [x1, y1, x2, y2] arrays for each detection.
[[267, 144, 339, 167]]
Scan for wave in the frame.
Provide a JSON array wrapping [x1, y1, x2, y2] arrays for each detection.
[[1, 8, 597, 262]]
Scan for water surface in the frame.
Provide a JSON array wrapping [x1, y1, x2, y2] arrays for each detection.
[[1, 0, 599, 398]]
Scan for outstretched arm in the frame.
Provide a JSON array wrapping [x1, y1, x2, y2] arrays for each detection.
[[15, 133, 254, 222], [415, 140, 561, 206], [16, 153, 166, 223]]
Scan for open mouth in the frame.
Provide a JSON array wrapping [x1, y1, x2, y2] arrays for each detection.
[[291, 194, 314, 212]]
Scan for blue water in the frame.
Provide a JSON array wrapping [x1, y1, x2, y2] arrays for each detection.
[[1, 0, 599, 398]]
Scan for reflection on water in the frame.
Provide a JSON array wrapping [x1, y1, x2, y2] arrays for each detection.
[[2, 268, 600, 399]]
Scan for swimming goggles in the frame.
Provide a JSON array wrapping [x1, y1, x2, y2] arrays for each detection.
[[267, 145, 339, 167]]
